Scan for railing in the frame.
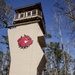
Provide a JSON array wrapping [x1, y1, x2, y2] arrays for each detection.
[[13, 9, 42, 21]]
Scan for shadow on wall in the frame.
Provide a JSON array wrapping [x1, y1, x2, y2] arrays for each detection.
[[38, 36, 46, 48], [37, 55, 46, 75]]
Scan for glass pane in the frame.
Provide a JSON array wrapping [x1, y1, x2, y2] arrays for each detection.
[[24, 12, 26, 17], [27, 11, 31, 16], [15, 14, 18, 19], [20, 14, 24, 18], [38, 11, 42, 16], [32, 10, 36, 16]]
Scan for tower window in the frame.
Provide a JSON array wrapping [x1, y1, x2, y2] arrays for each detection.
[[24, 12, 26, 17], [15, 14, 18, 19], [38, 11, 42, 16], [27, 11, 31, 16], [20, 13, 24, 18], [20, 14, 23, 18], [32, 10, 36, 16]]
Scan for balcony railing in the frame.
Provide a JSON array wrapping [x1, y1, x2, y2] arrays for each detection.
[[13, 9, 42, 21]]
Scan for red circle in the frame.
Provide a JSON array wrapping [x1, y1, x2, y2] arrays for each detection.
[[17, 35, 33, 48]]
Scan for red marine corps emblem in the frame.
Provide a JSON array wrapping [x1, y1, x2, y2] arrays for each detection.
[[17, 35, 33, 49]]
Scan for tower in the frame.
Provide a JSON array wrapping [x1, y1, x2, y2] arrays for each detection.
[[8, 3, 46, 75]]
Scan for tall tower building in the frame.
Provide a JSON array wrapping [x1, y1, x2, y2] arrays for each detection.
[[8, 3, 46, 75]]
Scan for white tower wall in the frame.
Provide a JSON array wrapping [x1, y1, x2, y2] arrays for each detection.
[[8, 23, 45, 75]]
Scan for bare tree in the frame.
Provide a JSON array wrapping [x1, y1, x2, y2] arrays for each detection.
[[54, 0, 75, 47], [0, 0, 13, 29]]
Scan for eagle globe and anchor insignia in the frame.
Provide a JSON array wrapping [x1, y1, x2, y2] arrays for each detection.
[[17, 35, 33, 49]]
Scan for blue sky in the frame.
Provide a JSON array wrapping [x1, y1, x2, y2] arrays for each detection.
[[0, 0, 75, 58]]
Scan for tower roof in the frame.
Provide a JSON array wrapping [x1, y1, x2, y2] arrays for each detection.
[[15, 3, 42, 13]]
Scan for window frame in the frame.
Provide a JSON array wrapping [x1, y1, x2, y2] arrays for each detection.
[[38, 10, 42, 16], [32, 10, 36, 16], [15, 13, 19, 19], [20, 13, 25, 18], [26, 11, 31, 17]]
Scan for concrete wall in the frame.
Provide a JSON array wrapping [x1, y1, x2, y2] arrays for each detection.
[[8, 23, 45, 75]]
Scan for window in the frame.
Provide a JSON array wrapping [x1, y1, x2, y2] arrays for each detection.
[[32, 10, 36, 16], [27, 11, 31, 16], [38, 11, 42, 16], [20, 13, 24, 18], [24, 12, 26, 17], [15, 14, 18, 19], [20, 14, 23, 18]]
